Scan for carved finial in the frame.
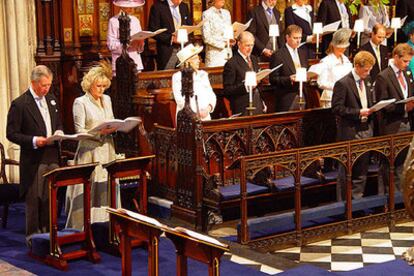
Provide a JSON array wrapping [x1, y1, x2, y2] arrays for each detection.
[[181, 65, 194, 106], [118, 11, 131, 49]]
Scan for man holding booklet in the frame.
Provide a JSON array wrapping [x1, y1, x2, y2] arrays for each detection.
[[332, 51, 377, 200], [375, 43, 414, 193]]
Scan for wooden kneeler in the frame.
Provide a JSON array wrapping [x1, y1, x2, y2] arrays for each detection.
[[103, 155, 155, 254], [35, 163, 100, 270]]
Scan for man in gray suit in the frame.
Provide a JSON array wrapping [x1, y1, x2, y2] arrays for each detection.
[[332, 51, 376, 200], [7, 65, 62, 240]]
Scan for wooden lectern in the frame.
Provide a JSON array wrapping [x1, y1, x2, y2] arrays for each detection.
[[165, 229, 229, 276], [108, 209, 163, 276], [103, 155, 155, 252], [39, 163, 100, 270], [107, 208, 230, 276]]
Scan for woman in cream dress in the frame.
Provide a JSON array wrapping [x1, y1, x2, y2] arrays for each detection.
[[172, 44, 217, 122], [65, 64, 117, 230], [202, 0, 233, 67], [317, 28, 353, 107]]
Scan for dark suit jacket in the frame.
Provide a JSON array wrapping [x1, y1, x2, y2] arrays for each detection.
[[269, 45, 308, 112], [223, 52, 264, 115], [332, 72, 374, 141], [359, 42, 388, 81], [375, 66, 414, 135], [396, 0, 414, 25], [148, 0, 192, 70], [284, 6, 313, 37], [247, 5, 281, 58], [316, 0, 351, 56], [6, 90, 62, 195]]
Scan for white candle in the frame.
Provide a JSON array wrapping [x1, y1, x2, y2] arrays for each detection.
[[391, 17, 401, 45], [224, 25, 234, 58], [353, 19, 364, 48], [177, 29, 188, 49], [295, 67, 307, 98], [269, 24, 279, 51], [245, 71, 257, 104], [313, 22, 323, 54]]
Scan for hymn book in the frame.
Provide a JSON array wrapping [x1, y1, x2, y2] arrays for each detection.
[[88, 116, 141, 134], [46, 133, 95, 143], [131, 28, 167, 41], [175, 20, 204, 35], [233, 19, 252, 39]]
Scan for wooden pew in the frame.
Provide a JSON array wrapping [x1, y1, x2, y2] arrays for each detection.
[[152, 107, 336, 230], [236, 132, 414, 250]]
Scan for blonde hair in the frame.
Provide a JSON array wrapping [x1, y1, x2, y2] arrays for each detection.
[[354, 51, 376, 67], [81, 66, 111, 93]]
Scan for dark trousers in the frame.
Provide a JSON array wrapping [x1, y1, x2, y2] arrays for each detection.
[[26, 148, 59, 238], [337, 125, 373, 201]]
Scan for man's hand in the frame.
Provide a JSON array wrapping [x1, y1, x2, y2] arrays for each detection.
[[171, 33, 179, 44], [290, 74, 296, 82], [360, 108, 372, 117], [36, 137, 48, 148], [262, 48, 273, 57], [406, 101, 414, 112]]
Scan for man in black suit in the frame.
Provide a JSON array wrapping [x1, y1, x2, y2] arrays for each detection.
[[269, 25, 308, 112], [332, 51, 376, 200], [376, 43, 414, 192], [6, 65, 63, 239], [247, 0, 282, 61], [359, 24, 389, 81], [396, 0, 414, 42], [316, 0, 351, 57], [148, 0, 192, 70], [223, 31, 264, 116]]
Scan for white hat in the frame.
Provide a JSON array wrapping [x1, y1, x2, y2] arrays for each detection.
[[332, 28, 352, 48], [113, 0, 145, 8], [176, 44, 203, 67]]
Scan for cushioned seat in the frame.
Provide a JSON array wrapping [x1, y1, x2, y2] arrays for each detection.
[[271, 176, 320, 191], [30, 228, 81, 258], [323, 170, 339, 182], [219, 182, 269, 200]]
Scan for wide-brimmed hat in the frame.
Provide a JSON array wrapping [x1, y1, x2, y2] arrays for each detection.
[[403, 21, 414, 36], [332, 28, 352, 48], [176, 44, 203, 67], [113, 0, 145, 8]]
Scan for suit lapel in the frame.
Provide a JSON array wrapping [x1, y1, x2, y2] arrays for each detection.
[[348, 73, 361, 107], [330, 0, 341, 23], [258, 7, 269, 33], [298, 48, 307, 68], [282, 47, 296, 74], [236, 52, 251, 73], [162, 2, 175, 32], [25, 91, 47, 134], [45, 94, 57, 132]]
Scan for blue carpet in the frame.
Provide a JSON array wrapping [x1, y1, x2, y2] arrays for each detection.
[[338, 259, 414, 276], [276, 264, 338, 275], [0, 204, 268, 275]]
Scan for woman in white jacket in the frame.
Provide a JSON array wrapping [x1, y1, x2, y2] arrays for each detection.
[[172, 44, 217, 123], [202, 0, 233, 67]]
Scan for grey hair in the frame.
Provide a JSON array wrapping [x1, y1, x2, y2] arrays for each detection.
[[30, 65, 53, 82]]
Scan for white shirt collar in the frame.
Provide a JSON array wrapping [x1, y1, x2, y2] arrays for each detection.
[[286, 43, 298, 54], [238, 50, 249, 62], [292, 4, 312, 12], [369, 40, 380, 51], [352, 69, 361, 83], [30, 86, 42, 100], [389, 60, 400, 74], [262, 1, 272, 11], [168, 0, 175, 7]]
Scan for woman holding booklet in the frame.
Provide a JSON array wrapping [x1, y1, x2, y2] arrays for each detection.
[[172, 44, 217, 122], [107, 0, 145, 76], [65, 62, 118, 230]]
